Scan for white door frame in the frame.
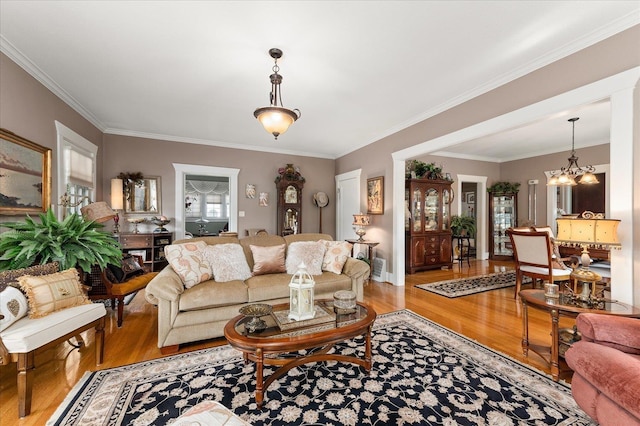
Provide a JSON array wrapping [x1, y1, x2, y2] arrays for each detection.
[[173, 163, 240, 240], [335, 169, 361, 242], [457, 175, 488, 260]]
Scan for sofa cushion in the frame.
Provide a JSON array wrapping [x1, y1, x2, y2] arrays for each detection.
[[164, 240, 212, 288], [18, 268, 90, 319], [0, 286, 29, 332], [205, 243, 252, 282], [0, 303, 106, 353], [245, 271, 351, 303], [321, 240, 353, 274], [178, 280, 248, 311], [285, 241, 326, 275], [250, 244, 286, 276]]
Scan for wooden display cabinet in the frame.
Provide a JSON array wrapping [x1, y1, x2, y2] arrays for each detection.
[[488, 192, 518, 260], [405, 178, 453, 273]]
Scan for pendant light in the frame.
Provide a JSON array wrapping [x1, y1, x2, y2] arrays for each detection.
[[254, 48, 301, 139], [547, 117, 599, 186]]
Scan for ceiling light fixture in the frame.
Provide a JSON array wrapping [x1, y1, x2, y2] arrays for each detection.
[[254, 48, 301, 140], [547, 117, 599, 186]]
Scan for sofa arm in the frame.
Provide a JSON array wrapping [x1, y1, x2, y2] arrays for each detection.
[[145, 267, 185, 305], [342, 257, 370, 280], [576, 313, 640, 355]]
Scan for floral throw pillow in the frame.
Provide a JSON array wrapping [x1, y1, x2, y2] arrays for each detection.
[[320, 240, 353, 274], [205, 243, 252, 282], [285, 241, 327, 275], [164, 241, 212, 288]]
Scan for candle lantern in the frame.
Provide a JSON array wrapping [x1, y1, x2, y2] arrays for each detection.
[[289, 262, 316, 321]]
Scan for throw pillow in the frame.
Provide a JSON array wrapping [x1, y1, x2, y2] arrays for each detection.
[[106, 254, 145, 283], [0, 286, 29, 332], [321, 240, 353, 274], [250, 244, 286, 276], [285, 241, 327, 275], [0, 262, 60, 292], [18, 268, 90, 319], [164, 240, 212, 288], [205, 243, 252, 282]]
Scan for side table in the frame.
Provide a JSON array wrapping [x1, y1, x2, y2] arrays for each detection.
[[451, 235, 471, 267], [346, 239, 379, 262]]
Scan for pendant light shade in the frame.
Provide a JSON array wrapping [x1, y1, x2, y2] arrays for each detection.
[[254, 48, 301, 139], [547, 117, 599, 186]]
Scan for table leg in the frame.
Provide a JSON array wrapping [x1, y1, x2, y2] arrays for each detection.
[[255, 348, 264, 408], [521, 299, 529, 356], [550, 309, 560, 381], [364, 324, 373, 372]]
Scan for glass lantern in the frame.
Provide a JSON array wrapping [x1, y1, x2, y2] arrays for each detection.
[[289, 262, 316, 321]]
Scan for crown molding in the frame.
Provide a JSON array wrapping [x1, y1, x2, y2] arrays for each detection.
[[1, 35, 106, 132], [103, 128, 336, 160]]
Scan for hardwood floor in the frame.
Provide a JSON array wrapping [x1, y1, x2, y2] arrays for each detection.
[[0, 259, 575, 425]]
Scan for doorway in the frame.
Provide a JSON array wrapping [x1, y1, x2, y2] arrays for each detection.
[[457, 175, 488, 260]]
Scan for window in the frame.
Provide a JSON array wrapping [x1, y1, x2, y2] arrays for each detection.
[[55, 121, 97, 216], [185, 177, 230, 220]]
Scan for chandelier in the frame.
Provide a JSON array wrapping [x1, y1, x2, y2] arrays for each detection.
[[254, 48, 301, 140], [547, 117, 599, 186]]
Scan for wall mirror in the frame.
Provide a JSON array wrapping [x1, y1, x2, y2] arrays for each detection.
[[124, 176, 161, 214]]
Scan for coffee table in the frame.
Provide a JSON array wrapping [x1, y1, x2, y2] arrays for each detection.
[[224, 300, 376, 408], [519, 289, 640, 381]]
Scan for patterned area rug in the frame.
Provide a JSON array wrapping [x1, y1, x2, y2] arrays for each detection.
[[48, 310, 592, 426], [416, 271, 532, 298]]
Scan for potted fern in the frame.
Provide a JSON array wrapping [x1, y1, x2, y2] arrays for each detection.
[[0, 209, 122, 272], [451, 215, 476, 237]]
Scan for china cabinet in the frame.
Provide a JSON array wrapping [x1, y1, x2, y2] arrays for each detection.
[[276, 165, 305, 236], [405, 178, 453, 273], [488, 192, 518, 260]]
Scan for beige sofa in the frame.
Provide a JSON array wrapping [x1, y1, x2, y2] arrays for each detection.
[[145, 233, 369, 353]]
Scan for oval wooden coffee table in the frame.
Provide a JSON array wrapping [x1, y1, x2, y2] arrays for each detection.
[[224, 300, 376, 408]]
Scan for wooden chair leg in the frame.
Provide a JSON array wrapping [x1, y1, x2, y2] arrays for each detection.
[[514, 271, 522, 299], [116, 296, 125, 327], [95, 317, 105, 365], [17, 352, 35, 418]]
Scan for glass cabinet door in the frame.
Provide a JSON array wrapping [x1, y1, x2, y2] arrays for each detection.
[[492, 195, 515, 257], [412, 188, 422, 232], [425, 188, 439, 231], [442, 189, 450, 231]]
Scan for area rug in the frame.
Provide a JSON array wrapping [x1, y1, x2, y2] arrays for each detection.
[[48, 310, 592, 425], [416, 271, 532, 298]]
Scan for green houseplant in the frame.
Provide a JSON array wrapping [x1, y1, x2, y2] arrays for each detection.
[[0, 208, 122, 272], [450, 215, 477, 236]]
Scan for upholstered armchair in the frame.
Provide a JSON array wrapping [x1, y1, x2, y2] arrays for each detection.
[[565, 313, 640, 425]]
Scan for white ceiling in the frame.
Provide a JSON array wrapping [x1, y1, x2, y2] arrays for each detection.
[[1, 1, 637, 160]]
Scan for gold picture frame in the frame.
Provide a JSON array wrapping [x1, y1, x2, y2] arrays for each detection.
[[0, 129, 51, 215], [367, 176, 384, 215]]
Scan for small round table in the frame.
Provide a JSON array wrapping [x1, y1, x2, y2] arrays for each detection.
[[519, 289, 640, 381]]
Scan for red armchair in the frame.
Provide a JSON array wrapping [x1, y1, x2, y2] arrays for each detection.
[[565, 313, 640, 426]]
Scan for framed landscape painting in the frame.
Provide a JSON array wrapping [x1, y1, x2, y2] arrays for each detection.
[[367, 176, 384, 215], [0, 129, 51, 215]]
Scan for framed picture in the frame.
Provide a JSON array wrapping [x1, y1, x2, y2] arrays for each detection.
[[128, 249, 147, 262], [367, 176, 384, 215], [465, 192, 475, 204], [245, 183, 256, 199], [0, 129, 51, 215]]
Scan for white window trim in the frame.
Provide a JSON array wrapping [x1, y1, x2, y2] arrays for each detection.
[[55, 121, 98, 218]]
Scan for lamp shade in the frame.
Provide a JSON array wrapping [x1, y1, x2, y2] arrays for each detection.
[[352, 214, 371, 226], [81, 201, 116, 223], [556, 218, 621, 247], [254, 106, 299, 138], [110, 178, 124, 210]]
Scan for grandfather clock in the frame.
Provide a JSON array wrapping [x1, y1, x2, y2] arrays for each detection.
[[276, 164, 305, 236]]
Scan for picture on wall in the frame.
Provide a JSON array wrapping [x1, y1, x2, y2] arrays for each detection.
[[0, 129, 51, 215], [367, 176, 384, 215]]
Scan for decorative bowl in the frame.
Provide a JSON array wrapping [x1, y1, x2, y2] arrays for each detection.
[[151, 218, 171, 233], [239, 304, 273, 333]]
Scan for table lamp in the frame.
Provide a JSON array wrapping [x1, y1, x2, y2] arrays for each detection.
[[556, 215, 620, 300], [110, 178, 124, 235], [352, 213, 371, 242]]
